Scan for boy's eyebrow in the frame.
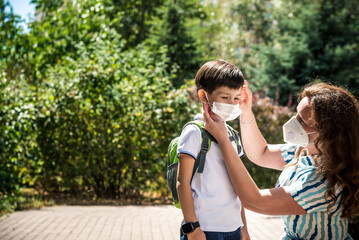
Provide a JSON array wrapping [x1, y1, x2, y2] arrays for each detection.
[[217, 91, 241, 96], [217, 91, 230, 95]]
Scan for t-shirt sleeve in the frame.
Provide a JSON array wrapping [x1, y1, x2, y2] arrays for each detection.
[[285, 170, 333, 213], [280, 144, 298, 164], [177, 124, 201, 160]]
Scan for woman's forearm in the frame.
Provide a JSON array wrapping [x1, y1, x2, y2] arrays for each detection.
[[240, 112, 268, 163], [240, 112, 285, 170], [218, 137, 262, 206], [218, 137, 306, 215]]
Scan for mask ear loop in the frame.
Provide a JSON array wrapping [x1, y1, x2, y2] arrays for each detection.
[[307, 131, 317, 135], [204, 91, 213, 108]]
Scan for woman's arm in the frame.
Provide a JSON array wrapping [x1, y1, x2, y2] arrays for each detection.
[[238, 81, 286, 171], [203, 104, 306, 215]]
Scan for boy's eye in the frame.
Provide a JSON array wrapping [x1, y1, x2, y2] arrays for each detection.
[[221, 97, 229, 100]]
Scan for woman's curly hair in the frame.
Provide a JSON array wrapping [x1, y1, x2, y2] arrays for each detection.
[[300, 82, 359, 219]]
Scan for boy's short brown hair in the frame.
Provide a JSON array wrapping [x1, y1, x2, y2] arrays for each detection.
[[195, 60, 245, 94]]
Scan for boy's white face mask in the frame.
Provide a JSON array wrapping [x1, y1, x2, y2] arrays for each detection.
[[205, 92, 242, 121], [283, 116, 316, 147]]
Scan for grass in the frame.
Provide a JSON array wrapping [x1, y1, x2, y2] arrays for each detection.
[[0, 188, 53, 217]]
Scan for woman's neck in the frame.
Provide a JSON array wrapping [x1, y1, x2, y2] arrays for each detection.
[[305, 145, 320, 156]]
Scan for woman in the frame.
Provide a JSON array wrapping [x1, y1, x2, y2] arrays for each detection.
[[203, 81, 359, 239]]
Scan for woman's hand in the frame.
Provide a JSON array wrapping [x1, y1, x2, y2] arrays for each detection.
[[239, 80, 254, 121], [203, 103, 228, 143], [239, 80, 252, 113]]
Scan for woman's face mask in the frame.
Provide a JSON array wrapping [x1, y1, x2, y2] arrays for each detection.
[[205, 92, 242, 121], [283, 116, 316, 147]]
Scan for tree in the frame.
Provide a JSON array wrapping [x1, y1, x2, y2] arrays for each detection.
[[1, 0, 201, 206], [192, 0, 275, 90], [146, 0, 204, 87], [0, 0, 27, 80], [250, 0, 359, 104], [110, 0, 165, 49]]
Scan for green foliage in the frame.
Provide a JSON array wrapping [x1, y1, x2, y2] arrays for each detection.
[[146, 0, 204, 88], [202, 0, 359, 104], [249, 0, 359, 104], [231, 0, 272, 45], [0, 0, 200, 213], [0, 2, 40, 213], [34, 34, 198, 198], [0, 188, 42, 215], [109, 0, 166, 49], [194, 0, 274, 79], [31, 0, 166, 50], [23, 0, 121, 83], [0, 0, 27, 80], [0, 75, 40, 214]]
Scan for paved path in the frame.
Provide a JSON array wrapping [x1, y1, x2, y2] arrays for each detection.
[[0, 205, 284, 240]]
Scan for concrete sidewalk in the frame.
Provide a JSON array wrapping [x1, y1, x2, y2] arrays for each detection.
[[0, 205, 284, 240]]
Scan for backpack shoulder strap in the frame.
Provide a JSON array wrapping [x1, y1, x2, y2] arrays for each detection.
[[197, 129, 210, 173], [182, 120, 211, 180]]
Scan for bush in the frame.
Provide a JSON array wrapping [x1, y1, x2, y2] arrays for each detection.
[[0, 73, 40, 214], [1, 0, 201, 210], [30, 31, 198, 200]]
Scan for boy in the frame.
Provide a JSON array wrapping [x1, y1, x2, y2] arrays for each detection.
[[177, 60, 250, 240]]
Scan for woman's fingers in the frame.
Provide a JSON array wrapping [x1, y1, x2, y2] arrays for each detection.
[[203, 102, 221, 122], [240, 80, 253, 105], [203, 102, 228, 141], [241, 80, 250, 100], [203, 103, 213, 123]]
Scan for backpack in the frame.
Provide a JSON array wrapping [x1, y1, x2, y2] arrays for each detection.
[[166, 120, 242, 208]]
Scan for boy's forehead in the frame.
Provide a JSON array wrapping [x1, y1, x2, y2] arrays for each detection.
[[212, 86, 242, 95]]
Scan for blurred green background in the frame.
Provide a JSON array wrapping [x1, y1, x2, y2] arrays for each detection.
[[1, 0, 358, 235]]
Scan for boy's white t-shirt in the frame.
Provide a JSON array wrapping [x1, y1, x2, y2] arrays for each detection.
[[177, 116, 244, 232]]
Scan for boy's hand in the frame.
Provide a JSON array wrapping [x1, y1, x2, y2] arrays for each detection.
[[241, 226, 251, 240], [239, 80, 253, 115], [187, 227, 206, 240]]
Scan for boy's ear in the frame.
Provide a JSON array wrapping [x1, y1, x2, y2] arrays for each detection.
[[198, 89, 207, 103]]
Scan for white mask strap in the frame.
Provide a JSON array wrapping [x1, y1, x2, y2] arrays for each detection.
[[307, 131, 317, 135], [204, 91, 212, 107]]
